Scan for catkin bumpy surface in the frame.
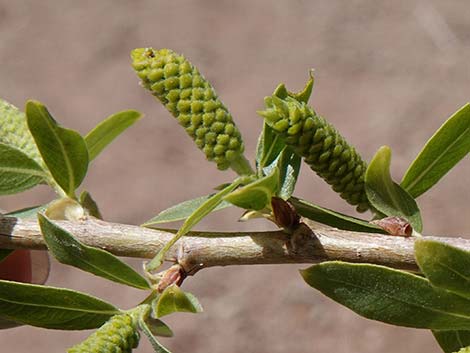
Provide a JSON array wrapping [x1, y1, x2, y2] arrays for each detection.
[[131, 48, 245, 171], [67, 314, 140, 353], [259, 93, 370, 212]]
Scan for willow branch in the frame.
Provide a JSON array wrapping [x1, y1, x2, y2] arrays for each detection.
[[0, 216, 469, 274]]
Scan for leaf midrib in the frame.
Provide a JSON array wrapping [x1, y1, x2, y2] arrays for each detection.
[[404, 124, 470, 192]]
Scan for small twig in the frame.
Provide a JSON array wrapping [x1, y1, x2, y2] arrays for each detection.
[[0, 216, 469, 274]]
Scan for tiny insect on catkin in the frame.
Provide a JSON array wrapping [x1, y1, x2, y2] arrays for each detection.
[[258, 81, 370, 212], [67, 314, 140, 353], [131, 48, 248, 172]]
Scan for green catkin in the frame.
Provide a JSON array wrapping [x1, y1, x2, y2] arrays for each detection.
[[258, 92, 370, 213], [0, 99, 42, 165], [67, 314, 140, 353], [131, 48, 250, 173]]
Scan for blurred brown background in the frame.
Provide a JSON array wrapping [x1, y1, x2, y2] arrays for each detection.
[[1, 1, 469, 352]]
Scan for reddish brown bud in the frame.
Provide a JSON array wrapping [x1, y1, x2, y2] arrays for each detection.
[[370, 216, 412, 237], [271, 197, 300, 231], [156, 264, 186, 293]]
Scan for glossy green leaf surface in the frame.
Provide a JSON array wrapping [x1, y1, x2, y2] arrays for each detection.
[[224, 168, 279, 211], [401, 103, 470, 198], [0, 143, 46, 195], [154, 284, 203, 318], [301, 262, 470, 330], [415, 240, 470, 299], [365, 146, 422, 232], [38, 214, 150, 290], [85, 110, 142, 161], [142, 194, 232, 227], [139, 315, 172, 353], [289, 197, 384, 233], [0, 279, 118, 329], [26, 100, 89, 196], [433, 330, 470, 353], [146, 180, 241, 271]]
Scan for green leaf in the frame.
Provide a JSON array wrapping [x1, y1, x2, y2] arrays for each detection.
[[38, 214, 150, 290], [0, 143, 46, 195], [401, 104, 470, 198], [415, 240, 470, 299], [0, 279, 119, 329], [276, 147, 301, 199], [0, 249, 13, 263], [26, 100, 89, 197], [224, 168, 279, 211], [301, 262, 470, 330], [146, 179, 242, 272], [5, 204, 47, 219], [143, 194, 232, 227], [85, 110, 142, 161], [0, 99, 42, 165], [255, 122, 286, 173], [144, 316, 174, 337], [139, 314, 172, 353], [79, 190, 103, 219], [433, 330, 470, 353], [365, 146, 422, 232], [289, 197, 384, 233], [153, 284, 203, 318]]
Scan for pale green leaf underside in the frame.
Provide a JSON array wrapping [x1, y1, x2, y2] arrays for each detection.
[[39, 214, 150, 290], [301, 262, 470, 330], [139, 315, 172, 353], [0, 279, 118, 330], [154, 284, 203, 318], [401, 103, 470, 198]]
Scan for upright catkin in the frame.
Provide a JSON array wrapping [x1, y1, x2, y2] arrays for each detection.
[[258, 87, 370, 212], [67, 313, 140, 353], [131, 48, 251, 174]]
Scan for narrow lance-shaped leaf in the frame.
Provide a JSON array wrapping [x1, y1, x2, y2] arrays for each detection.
[[0, 279, 119, 330], [26, 100, 89, 196], [401, 103, 470, 198], [139, 313, 172, 353], [38, 214, 150, 290], [85, 110, 142, 161], [289, 197, 384, 233], [365, 146, 422, 232], [433, 330, 470, 353], [153, 284, 203, 318], [146, 179, 242, 272], [301, 262, 470, 330], [415, 240, 470, 299], [0, 143, 46, 195], [143, 194, 232, 227]]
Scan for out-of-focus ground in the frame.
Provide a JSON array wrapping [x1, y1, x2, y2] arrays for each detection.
[[1, 1, 469, 352]]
